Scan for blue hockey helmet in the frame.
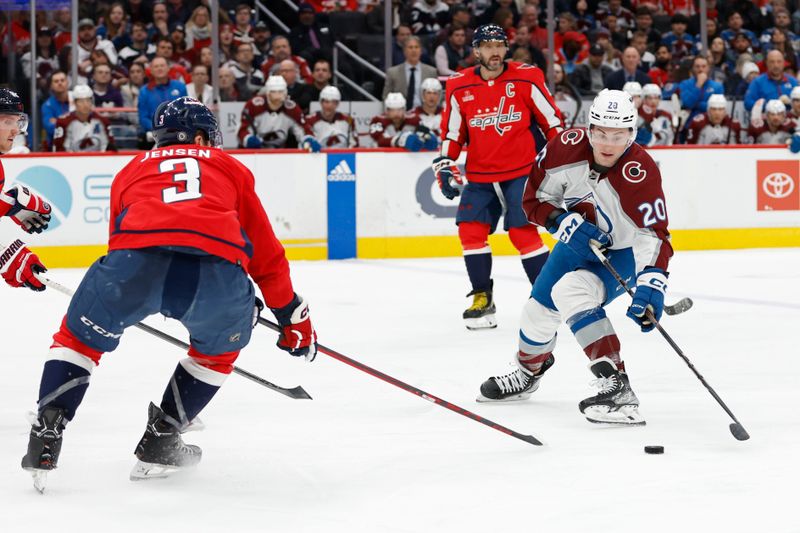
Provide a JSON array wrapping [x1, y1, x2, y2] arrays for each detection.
[[0, 88, 29, 134], [472, 24, 508, 48], [152, 97, 222, 148]]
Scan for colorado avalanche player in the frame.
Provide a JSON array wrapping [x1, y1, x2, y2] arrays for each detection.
[[369, 92, 435, 151], [52, 85, 117, 152], [0, 88, 50, 292], [306, 86, 358, 148], [747, 98, 796, 144], [432, 24, 564, 329], [638, 84, 674, 146], [411, 77, 444, 148], [478, 90, 673, 427], [685, 94, 746, 145], [21, 98, 318, 491], [238, 76, 321, 152]]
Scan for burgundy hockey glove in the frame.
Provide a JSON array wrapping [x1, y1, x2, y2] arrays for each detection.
[[271, 294, 317, 362], [5, 184, 52, 234], [0, 239, 47, 291]]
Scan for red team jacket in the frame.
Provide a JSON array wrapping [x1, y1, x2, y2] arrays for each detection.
[[109, 145, 295, 308], [440, 62, 564, 182]]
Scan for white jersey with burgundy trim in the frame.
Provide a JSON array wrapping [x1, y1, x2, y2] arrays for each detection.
[[237, 97, 310, 148], [306, 111, 358, 148], [523, 128, 673, 273], [53, 112, 115, 152], [685, 114, 747, 145], [411, 105, 443, 137], [747, 120, 796, 144]]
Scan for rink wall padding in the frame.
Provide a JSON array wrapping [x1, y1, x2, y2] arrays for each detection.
[[1, 147, 798, 267]]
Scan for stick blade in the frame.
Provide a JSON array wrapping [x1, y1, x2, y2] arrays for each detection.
[[286, 386, 313, 400], [515, 433, 544, 446], [730, 423, 750, 441], [665, 297, 693, 316]]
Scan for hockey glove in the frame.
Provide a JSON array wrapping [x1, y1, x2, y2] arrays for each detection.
[[301, 135, 321, 153], [626, 268, 668, 333], [244, 134, 263, 149], [432, 156, 463, 200], [549, 212, 611, 262], [790, 133, 800, 154], [394, 131, 422, 152], [0, 239, 46, 291], [420, 132, 439, 151], [5, 185, 52, 234], [271, 294, 317, 362]]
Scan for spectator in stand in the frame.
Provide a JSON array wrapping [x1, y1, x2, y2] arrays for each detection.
[[686, 94, 747, 144], [20, 26, 59, 98], [731, 61, 761, 99], [52, 6, 72, 50], [308, 58, 338, 101], [435, 23, 473, 76], [603, 14, 629, 52], [435, 5, 474, 48], [252, 21, 272, 60], [720, 11, 759, 49], [648, 43, 673, 87], [634, 6, 661, 49], [698, 17, 722, 49], [725, 31, 757, 72], [493, 8, 516, 41], [187, 63, 214, 107], [120, 62, 146, 123], [77, 18, 119, 85], [663, 0, 696, 17], [260, 35, 313, 84], [606, 46, 651, 90], [137, 56, 187, 140], [91, 49, 129, 89], [198, 46, 214, 71], [570, 43, 613, 96], [508, 23, 546, 70], [521, 4, 547, 51], [53, 84, 117, 152], [41, 70, 71, 147], [552, 62, 580, 111], [227, 41, 266, 100], [277, 59, 314, 114], [678, 55, 725, 125], [91, 63, 124, 109], [661, 13, 696, 62], [383, 35, 438, 110], [289, 3, 333, 64], [218, 66, 241, 102], [555, 13, 589, 59], [118, 22, 155, 68], [392, 25, 412, 66], [369, 92, 425, 150], [766, 29, 799, 73], [307, 86, 358, 149], [595, 0, 634, 32], [708, 36, 731, 86], [630, 31, 655, 71], [748, 98, 796, 144], [555, 32, 588, 75], [595, 29, 621, 69], [788, 86, 800, 119], [745, 50, 799, 111], [168, 23, 193, 69], [126, 0, 151, 26], [148, 1, 171, 43], [166, 0, 190, 26], [233, 3, 253, 41], [185, 5, 213, 52], [411, 0, 451, 36], [411, 77, 443, 149], [479, 0, 520, 27], [153, 37, 190, 83], [571, 0, 596, 33], [98, 3, 128, 43], [219, 23, 236, 64]]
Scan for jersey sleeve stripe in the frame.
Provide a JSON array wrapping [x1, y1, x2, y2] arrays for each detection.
[[529, 83, 564, 133], [441, 92, 464, 159]]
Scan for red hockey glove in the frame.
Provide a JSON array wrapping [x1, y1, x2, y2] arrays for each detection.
[[0, 239, 47, 291], [271, 294, 317, 362], [5, 184, 52, 234]]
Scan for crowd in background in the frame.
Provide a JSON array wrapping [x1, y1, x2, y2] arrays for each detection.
[[1, 0, 799, 152]]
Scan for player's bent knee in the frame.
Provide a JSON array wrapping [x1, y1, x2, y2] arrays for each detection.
[[519, 297, 560, 342], [187, 346, 239, 384], [51, 318, 105, 365], [508, 226, 546, 256], [551, 270, 606, 319], [458, 221, 491, 253]]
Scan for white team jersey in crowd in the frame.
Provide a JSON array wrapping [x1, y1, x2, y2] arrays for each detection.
[[306, 112, 357, 148], [412, 106, 443, 137], [53, 113, 114, 152], [238, 97, 308, 148]]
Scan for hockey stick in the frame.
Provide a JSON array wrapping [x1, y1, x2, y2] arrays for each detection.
[[589, 246, 750, 441], [256, 317, 543, 446], [35, 274, 312, 400], [665, 297, 693, 315]]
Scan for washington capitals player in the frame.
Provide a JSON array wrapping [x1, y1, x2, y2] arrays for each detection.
[[0, 88, 51, 292], [478, 90, 673, 426], [21, 98, 318, 490], [433, 24, 564, 330]]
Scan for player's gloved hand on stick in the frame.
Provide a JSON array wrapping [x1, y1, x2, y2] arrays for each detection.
[[271, 293, 317, 362], [395, 131, 422, 152], [626, 268, 668, 332], [432, 156, 463, 200], [0, 239, 47, 291], [4, 184, 51, 234], [243, 134, 263, 149], [548, 211, 611, 261], [301, 135, 321, 153]]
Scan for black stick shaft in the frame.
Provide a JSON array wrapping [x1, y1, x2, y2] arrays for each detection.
[[258, 317, 543, 446]]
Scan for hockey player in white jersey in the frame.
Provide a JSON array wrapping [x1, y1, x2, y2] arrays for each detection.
[[748, 98, 796, 144], [411, 77, 443, 150], [306, 86, 358, 148], [52, 85, 116, 153], [639, 84, 674, 146], [477, 90, 673, 426], [686, 94, 746, 145]]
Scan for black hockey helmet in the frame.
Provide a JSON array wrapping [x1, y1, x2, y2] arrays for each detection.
[[152, 96, 222, 148], [0, 88, 29, 133], [472, 24, 508, 48]]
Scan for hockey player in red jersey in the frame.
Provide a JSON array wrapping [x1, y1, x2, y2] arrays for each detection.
[[369, 92, 436, 151], [432, 24, 564, 330], [411, 77, 444, 149], [685, 94, 747, 145], [0, 88, 50, 292], [478, 90, 673, 427], [238, 75, 321, 152], [747, 98, 796, 144], [21, 98, 318, 490], [306, 86, 358, 148]]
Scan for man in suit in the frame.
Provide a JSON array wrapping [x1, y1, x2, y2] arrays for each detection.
[[605, 47, 651, 90], [383, 36, 438, 110]]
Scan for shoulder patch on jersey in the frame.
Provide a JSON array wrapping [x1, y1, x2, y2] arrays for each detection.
[[251, 96, 265, 107], [692, 114, 704, 123], [560, 129, 585, 145], [622, 160, 648, 184], [285, 100, 297, 109]]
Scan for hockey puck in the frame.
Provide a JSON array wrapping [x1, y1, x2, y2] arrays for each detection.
[[644, 445, 665, 454]]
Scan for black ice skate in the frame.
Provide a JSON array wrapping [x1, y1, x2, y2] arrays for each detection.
[[130, 402, 202, 481], [21, 407, 67, 493], [579, 357, 645, 426], [477, 354, 555, 402], [463, 282, 497, 330]]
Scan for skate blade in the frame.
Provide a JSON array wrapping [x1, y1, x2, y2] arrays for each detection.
[[24, 468, 48, 494], [464, 314, 497, 330], [583, 405, 646, 426], [129, 460, 195, 481]]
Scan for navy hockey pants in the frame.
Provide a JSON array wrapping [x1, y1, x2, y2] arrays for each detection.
[[455, 175, 530, 232]]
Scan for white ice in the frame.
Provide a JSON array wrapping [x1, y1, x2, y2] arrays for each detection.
[[1, 249, 798, 532]]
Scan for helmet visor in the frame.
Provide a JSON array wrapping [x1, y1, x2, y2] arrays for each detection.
[[588, 125, 633, 146], [0, 113, 28, 134]]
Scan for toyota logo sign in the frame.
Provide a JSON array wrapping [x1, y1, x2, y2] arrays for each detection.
[[762, 172, 795, 199]]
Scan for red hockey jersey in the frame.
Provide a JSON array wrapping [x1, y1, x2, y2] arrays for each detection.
[[109, 146, 294, 308], [523, 128, 672, 273], [440, 62, 564, 182], [0, 161, 11, 217]]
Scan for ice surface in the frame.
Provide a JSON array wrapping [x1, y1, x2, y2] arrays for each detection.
[[1, 249, 798, 532]]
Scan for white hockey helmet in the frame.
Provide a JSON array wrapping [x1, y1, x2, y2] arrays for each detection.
[[707, 94, 727, 109], [384, 92, 407, 110], [642, 83, 661, 98], [264, 75, 288, 94], [622, 81, 642, 97], [587, 89, 638, 147], [420, 77, 442, 95], [765, 99, 786, 115], [319, 85, 341, 102], [790, 86, 800, 101], [72, 84, 93, 101]]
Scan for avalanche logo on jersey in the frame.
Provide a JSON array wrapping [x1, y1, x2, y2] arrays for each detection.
[[468, 96, 522, 136], [622, 161, 647, 184]]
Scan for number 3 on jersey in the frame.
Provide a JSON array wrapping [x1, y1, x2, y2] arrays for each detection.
[[161, 158, 202, 204]]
